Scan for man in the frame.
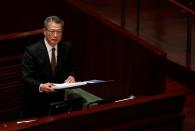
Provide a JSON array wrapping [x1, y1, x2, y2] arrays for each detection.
[[22, 16, 76, 117]]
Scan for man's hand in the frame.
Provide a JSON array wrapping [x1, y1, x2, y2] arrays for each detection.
[[64, 76, 75, 83], [40, 82, 55, 93]]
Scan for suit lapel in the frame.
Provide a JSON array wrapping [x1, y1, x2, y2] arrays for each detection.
[[39, 40, 53, 77]]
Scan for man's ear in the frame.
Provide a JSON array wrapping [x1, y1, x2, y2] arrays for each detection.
[[43, 28, 47, 36]]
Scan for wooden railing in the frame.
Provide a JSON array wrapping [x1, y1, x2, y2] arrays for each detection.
[[0, 29, 42, 41], [169, 0, 194, 15]]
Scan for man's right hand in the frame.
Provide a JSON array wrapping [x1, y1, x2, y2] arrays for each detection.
[[40, 83, 55, 93]]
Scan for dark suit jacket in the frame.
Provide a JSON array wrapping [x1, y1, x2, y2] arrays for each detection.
[[22, 39, 76, 116]]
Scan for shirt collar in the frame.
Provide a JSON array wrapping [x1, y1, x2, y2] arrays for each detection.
[[44, 38, 57, 52]]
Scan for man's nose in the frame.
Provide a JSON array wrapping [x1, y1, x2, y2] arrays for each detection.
[[53, 32, 58, 36]]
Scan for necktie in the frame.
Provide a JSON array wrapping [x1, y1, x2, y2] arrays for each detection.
[[51, 48, 56, 76]]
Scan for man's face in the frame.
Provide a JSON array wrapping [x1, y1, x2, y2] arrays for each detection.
[[43, 22, 63, 47]]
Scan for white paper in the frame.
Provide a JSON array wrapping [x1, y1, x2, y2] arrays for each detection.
[[85, 79, 113, 84], [53, 81, 87, 89]]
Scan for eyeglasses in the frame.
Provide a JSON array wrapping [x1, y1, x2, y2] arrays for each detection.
[[46, 29, 63, 35]]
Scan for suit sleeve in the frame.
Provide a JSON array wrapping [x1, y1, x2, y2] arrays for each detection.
[[22, 47, 41, 92]]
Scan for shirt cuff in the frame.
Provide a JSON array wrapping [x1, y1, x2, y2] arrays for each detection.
[[39, 83, 43, 93]]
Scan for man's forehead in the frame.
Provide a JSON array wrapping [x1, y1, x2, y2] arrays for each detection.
[[47, 22, 63, 29]]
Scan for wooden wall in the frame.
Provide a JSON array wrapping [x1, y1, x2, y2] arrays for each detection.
[[65, 0, 167, 99]]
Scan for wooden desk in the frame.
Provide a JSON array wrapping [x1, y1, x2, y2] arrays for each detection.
[[0, 82, 187, 131]]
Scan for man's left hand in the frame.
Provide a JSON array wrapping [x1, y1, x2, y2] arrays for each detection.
[[64, 76, 75, 83]]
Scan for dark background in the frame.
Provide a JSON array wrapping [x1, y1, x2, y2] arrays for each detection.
[[0, 0, 68, 34]]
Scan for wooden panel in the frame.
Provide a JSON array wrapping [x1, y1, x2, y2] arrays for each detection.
[[65, 0, 166, 98], [0, 84, 186, 131], [0, 64, 23, 122], [0, 30, 43, 122]]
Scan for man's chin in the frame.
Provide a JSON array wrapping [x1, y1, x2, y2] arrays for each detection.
[[51, 41, 58, 46]]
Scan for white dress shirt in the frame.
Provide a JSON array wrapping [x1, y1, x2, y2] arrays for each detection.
[[44, 38, 58, 63]]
